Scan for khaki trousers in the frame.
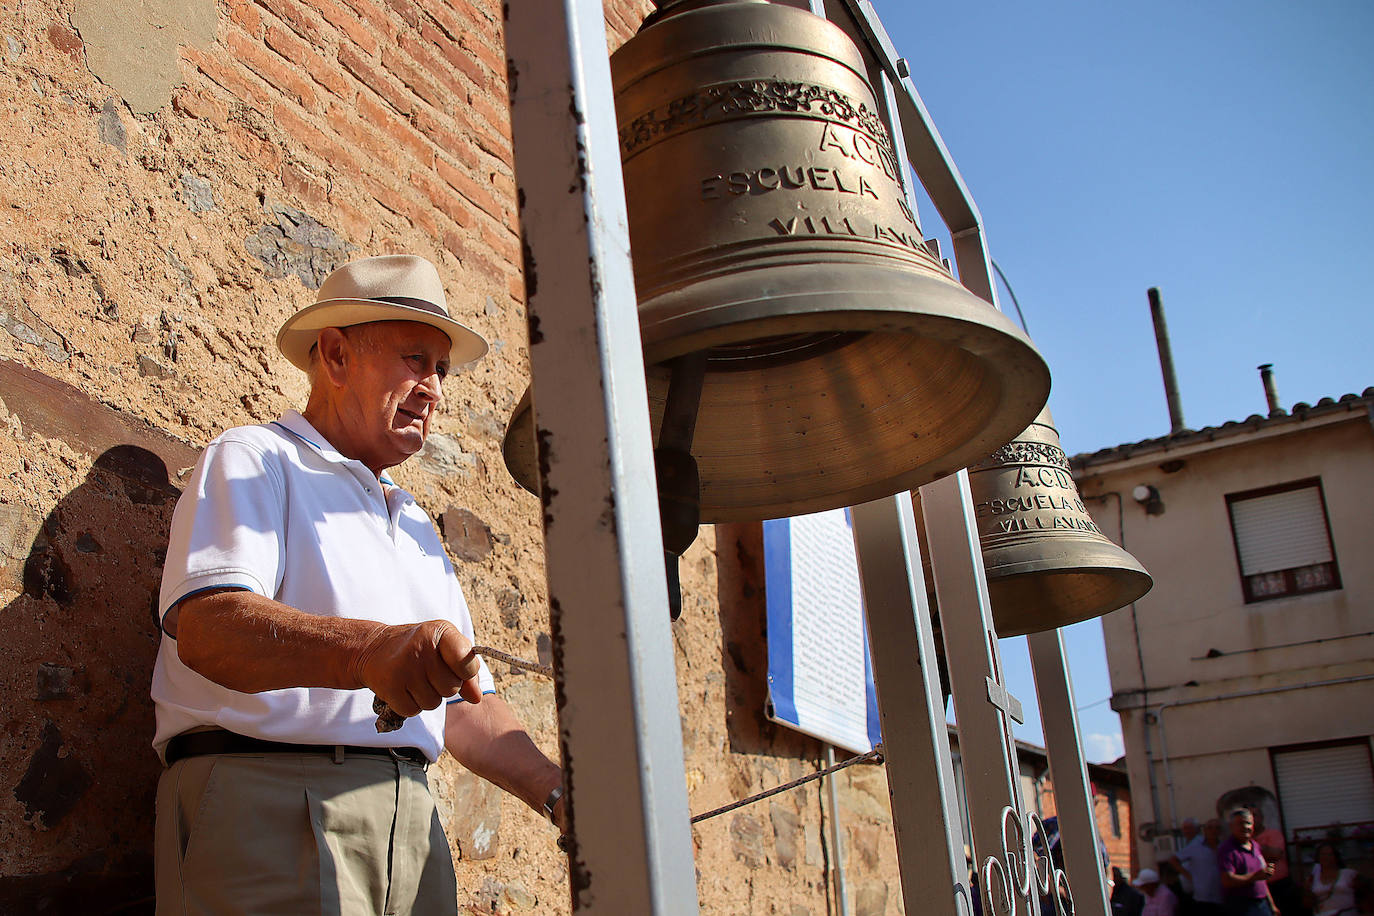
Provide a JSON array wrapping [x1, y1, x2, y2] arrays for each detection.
[[155, 752, 458, 916]]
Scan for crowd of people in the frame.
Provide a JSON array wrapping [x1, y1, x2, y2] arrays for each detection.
[[1110, 808, 1367, 916]]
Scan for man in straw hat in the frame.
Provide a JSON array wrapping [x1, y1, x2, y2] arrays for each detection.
[[150, 254, 564, 914]]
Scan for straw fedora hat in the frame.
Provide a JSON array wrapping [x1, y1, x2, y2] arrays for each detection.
[[276, 254, 488, 371]]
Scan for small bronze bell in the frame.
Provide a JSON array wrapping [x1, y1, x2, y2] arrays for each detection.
[[505, 0, 1049, 529], [914, 409, 1152, 636]]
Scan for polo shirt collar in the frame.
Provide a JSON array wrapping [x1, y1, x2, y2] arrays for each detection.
[[271, 411, 398, 487]]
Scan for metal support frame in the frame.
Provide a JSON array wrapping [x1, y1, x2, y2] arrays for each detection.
[[921, 472, 1034, 916], [851, 496, 971, 916], [1030, 630, 1114, 914], [506, 0, 698, 910], [828, 4, 1109, 915], [509, 0, 1109, 912]]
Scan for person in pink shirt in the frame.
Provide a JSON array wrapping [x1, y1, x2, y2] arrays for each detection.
[[1252, 806, 1299, 915], [1134, 868, 1179, 916]]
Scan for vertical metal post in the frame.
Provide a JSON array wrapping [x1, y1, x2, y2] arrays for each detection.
[[874, 70, 923, 236], [1029, 630, 1112, 916], [851, 495, 970, 916], [824, 746, 853, 916], [921, 472, 1029, 915], [772, 0, 828, 15], [505, 0, 699, 911]]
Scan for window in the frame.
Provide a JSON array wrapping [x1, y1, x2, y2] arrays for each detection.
[[1271, 740, 1374, 832], [1105, 786, 1122, 838], [1227, 479, 1340, 603]]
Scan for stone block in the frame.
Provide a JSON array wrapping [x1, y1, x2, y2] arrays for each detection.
[[850, 824, 881, 871], [770, 801, 800, 870], [0, 262, 70, 363], [730, 812, 767, 867], [804, 821, 822, 867], [35, 663, 88, 701], [448, 767, 503, 860], [415, 431, 476, 478], [854, 880, 888, 916], [839, 765, 892, 822], [495, 586, 523, 628], [243, 201, 355, 290], [179, 172, 216, 212], [97, 99, 126, 151], [441, 507, 493, 562]]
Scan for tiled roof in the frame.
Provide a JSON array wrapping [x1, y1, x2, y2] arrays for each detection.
[[1070, 387, 1374, 472]]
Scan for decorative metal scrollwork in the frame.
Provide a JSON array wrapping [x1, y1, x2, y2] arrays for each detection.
[[979, 807, 1075, 916], [953, 881, 976, 916]]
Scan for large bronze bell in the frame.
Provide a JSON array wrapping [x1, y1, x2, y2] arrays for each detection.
[[506, 0, 1049, 525], [915, 409, 1152, 636]]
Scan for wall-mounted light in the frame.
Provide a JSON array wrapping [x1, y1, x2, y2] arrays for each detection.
[[1133, 484, 1165, 515]]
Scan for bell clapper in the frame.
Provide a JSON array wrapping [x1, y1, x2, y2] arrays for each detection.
[[655, 352, 707, 619]]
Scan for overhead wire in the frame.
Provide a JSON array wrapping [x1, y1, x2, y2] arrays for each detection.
[[471, 646, 883, 824]]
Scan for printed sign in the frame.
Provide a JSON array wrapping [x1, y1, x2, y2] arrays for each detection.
[[764, 509, 882, 755]]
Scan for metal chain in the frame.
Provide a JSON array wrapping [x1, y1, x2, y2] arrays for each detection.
[[469, 645, 884, 825]]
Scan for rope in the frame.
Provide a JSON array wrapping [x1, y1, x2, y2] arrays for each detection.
[[689, 748, 883, 824], [469, 645, 885, 825], [474, 645, 553, 678]]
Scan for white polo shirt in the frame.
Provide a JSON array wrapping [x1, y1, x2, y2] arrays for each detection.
[[150, 410, 494, 762]]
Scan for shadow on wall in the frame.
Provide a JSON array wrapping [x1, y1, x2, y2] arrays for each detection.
[[0, 361, 197, 915], [0, 445, 180, 915], [714, 521, 821, 761], [1216, 785, 1281, 831]]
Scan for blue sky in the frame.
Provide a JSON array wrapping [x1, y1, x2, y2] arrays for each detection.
[[874, 0, 1374, 759]]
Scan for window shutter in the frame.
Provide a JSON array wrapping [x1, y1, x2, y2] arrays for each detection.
[[1229, 486, 1332, 576], [1273, 743, 1374, 831]]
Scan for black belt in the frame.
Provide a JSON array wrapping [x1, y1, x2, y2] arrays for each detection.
[[165, 730, 428, 767]]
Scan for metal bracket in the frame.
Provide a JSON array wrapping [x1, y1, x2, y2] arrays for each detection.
[[986, 676, 1025, 725]]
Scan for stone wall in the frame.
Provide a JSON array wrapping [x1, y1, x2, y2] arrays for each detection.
[[0, 0, 909, 912]]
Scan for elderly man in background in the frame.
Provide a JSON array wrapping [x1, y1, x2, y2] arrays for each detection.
[[1173, 817, 1226, 915], [1218, 808, 1280, 916], [1173, 818, 1202, 898], [150, 255, 565, 915]]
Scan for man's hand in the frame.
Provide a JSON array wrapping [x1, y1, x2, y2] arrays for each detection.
[[353, 620, 483, 717]]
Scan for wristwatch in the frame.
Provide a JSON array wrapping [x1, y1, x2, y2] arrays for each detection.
[[542, 785, 565, 823]]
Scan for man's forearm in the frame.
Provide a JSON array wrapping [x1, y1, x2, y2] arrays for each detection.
[[175, 589, 482, 715], [445, 696, 562, 819], [176, 589, 381, 693]]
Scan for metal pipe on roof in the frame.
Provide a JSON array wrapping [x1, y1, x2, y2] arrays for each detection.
[[1148, 288, 1187, 435], [1259, 363, 1284, 416]]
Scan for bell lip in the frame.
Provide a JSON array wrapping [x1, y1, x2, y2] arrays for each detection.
[[639, 268, 1049, 521], [984, 551, 1154, 638], [500, 269, 1053, 519], [982, 537, 1152, 580], [634, 260, 1042, 365], [502, 387, 538, 496]]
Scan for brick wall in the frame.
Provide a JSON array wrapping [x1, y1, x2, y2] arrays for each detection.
[[1035, 766, 1137, 879]]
